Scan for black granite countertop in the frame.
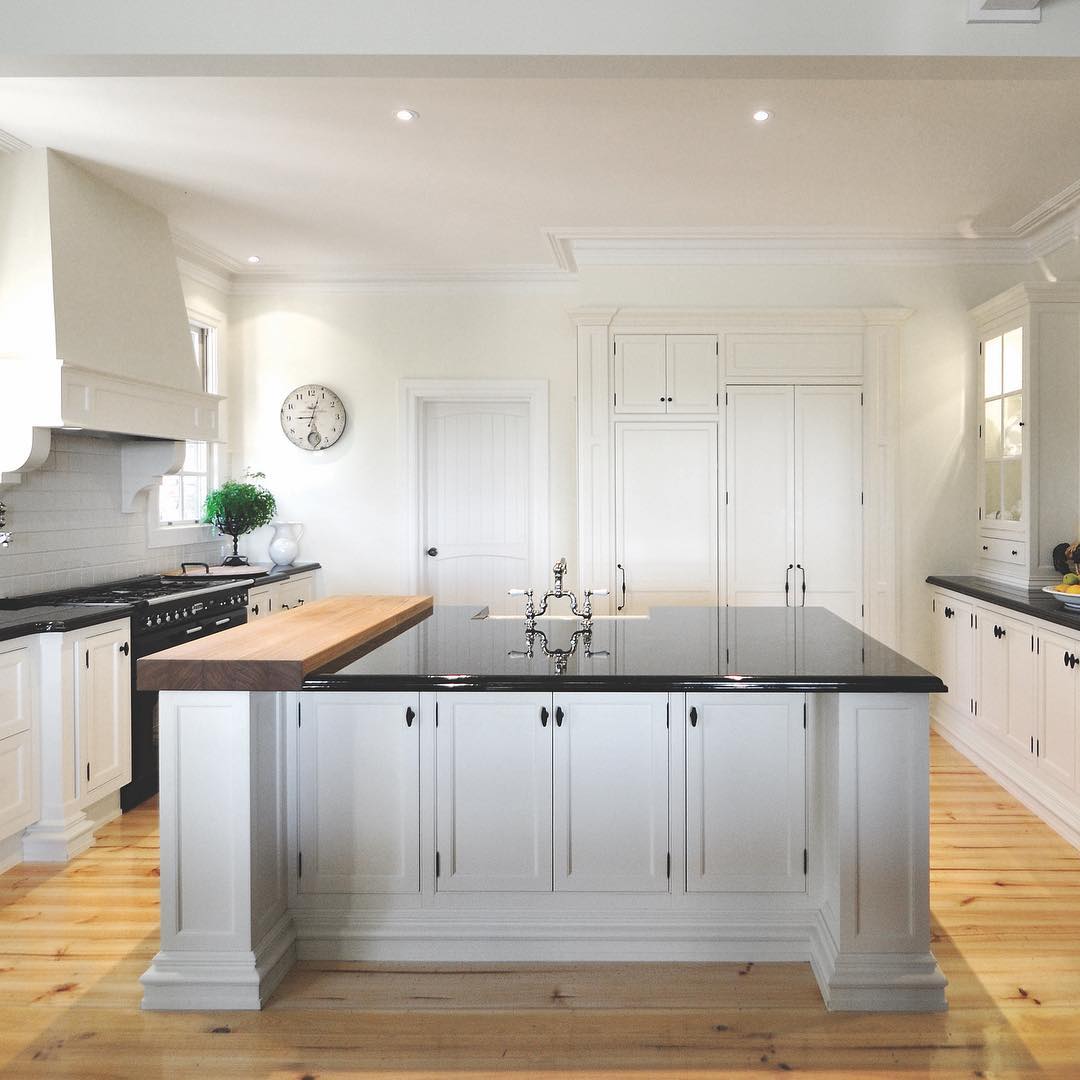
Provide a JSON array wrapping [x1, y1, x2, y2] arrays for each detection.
[[258, 561, 320, 585], [303, 604, 945, 693], [0, 605, 133, 644], [927, 574, 1080, 633]]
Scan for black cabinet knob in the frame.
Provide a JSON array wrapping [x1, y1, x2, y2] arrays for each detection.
[[405, 707, 415, 728], [540, 706, 549, 728], [118, 642, 130, 656], [555, 706, 565, 727], [689, 706, 698, 727], [426, 547, 438, 557]]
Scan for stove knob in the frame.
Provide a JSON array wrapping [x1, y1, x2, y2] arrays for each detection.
[[182, 608, 189, 618], [156, 614, 163, 625], [165, 612, 173, 623], [145, 617, 153, 629]]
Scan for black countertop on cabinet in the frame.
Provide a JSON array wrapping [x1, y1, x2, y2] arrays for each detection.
[[303, 604, 945, 693], [927, 575, 1080, 633], [258, 561, 321, 585], [0, 604, 134, 644]]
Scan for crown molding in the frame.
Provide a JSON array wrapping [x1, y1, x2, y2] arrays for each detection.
[[970, 281, 1080, 323], [230, 266, 577, 295], [0, 127, 31, 154]]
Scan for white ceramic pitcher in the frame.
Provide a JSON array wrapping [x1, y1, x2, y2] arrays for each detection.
[[268, 521, 304, 566]]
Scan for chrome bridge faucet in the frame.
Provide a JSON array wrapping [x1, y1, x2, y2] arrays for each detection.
[[508, 557, 609, 626], [0, 501, 10, 548]]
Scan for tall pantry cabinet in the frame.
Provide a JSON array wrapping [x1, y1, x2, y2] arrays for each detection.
[[607, 327, 866, 625]]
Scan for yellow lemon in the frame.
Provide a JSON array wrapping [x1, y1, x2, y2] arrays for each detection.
[[1068, 585, 1080, 594]]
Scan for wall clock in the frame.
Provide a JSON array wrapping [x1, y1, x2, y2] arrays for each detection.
[[280, 384, 347, 451]]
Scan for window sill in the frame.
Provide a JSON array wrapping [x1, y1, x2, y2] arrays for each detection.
[[146, 521, 220, 550]]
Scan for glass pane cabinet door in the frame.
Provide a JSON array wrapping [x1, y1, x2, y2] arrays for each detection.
[[982, 327, 1024, 524]]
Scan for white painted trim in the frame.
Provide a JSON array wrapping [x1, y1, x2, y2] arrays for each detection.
[[400, 379, 550, 596], [968, 0, 1041, 22], [232, 267, 577, 295], [0, 127, 31, 154]]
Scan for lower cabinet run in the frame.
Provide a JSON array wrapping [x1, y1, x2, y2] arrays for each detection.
[[146, 686, 944, 1014]]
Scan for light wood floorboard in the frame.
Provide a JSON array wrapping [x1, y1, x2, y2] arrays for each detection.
[[2, 733, 1079, 1077]]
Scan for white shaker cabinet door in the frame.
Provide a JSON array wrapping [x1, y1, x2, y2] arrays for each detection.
[[726, 386, 796, 608], [614, 422, 720, 612], [552, 693, 669, 893], [76, 622, 132, 801], [435, 693, 553, 892], [932, 594, 975, 719], [248, 584, 273, 620], [614, 335, 667, 414], [1036, 631, 1079, 792], [296, 693, 421, 894], [0, 641, 33, 743], [666, 335, 719, 413], [685, 693, 806, 893], [794, 385, 863, 626]]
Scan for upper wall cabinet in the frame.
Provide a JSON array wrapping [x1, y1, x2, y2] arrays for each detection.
[[971, 284, 1080, 587], [613, 334, 719, 414]]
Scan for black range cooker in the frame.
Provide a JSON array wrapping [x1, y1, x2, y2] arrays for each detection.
[[9, 575, 251, 811]]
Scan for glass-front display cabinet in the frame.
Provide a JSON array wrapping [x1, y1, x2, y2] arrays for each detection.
[[971, 284, 1080, 587]]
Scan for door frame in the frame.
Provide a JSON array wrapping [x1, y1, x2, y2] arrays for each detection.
[[401, 379, 550, 596]]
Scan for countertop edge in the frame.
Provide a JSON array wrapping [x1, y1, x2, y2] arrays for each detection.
[[927, 574, 1080, 632], [0, 605, 134, 644]]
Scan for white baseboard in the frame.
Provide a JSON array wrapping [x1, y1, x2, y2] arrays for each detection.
[[21, 812, 96, 863], [0, 832, 23, 875], [141, 913, 297, 1011], [932, 710, 1080, 851]]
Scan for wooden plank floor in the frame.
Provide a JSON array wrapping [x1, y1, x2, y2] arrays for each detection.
[[3, 732, 1080, 1078]]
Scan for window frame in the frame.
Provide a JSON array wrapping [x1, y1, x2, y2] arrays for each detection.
[[146, 311, 223, 549]]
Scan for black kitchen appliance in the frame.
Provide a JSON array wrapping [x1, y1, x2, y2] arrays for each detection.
[[4, 575, 250, 811]]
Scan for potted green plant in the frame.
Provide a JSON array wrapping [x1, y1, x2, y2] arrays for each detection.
[[203, 471, 277, 566]]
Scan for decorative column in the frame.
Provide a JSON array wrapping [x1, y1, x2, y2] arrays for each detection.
[[812, 692, 947, 1012], [141, 691, 294, 1010]]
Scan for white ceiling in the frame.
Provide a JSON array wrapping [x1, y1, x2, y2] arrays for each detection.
[[2, 71, 1080, 274]]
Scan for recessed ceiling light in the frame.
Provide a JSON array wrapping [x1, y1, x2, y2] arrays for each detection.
[[395, 108, 420, 122], [247, 255, 261, 264], [753, 109, 772, 124]]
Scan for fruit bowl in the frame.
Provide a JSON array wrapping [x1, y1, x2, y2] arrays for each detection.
[[1042, 585, 1080, 610]]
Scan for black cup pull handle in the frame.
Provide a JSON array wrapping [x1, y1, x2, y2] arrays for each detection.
[[540, 707, 549, 728], [555, 706, 564, 727], [689, 706, 698, 728], [405, 707, 415, 728]]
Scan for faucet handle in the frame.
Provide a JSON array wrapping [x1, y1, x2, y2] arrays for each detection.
[[586, 588, 609, 597], [507, 588, 531, 597]]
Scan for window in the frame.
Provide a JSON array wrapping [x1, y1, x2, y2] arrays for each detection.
[[982, 326, 1024, 524], [158, 322, 218, 526]]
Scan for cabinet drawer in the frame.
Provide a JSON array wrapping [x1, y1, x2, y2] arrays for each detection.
[[0, 643, 33, 741], [979, 537, 1026, 567]]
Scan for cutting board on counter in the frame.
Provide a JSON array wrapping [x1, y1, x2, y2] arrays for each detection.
[[161, 563, 273, 579]]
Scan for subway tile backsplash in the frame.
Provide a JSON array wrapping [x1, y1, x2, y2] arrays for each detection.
[[0, 432, 225, 598]]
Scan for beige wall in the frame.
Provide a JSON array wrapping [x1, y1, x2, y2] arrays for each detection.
[[225, 261, 1054, 666]]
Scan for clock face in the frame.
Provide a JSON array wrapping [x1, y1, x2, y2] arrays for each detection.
[[280, 384, 347, 451]]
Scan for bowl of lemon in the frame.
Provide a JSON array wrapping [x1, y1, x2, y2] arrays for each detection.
[[1043, 573, 1080, 610]]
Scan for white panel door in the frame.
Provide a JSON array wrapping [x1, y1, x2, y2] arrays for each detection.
[[0, 731, 36, 840], [248, 584, 273, 620], [1003, 614, 1037, 759], [1036, 631, 1079, 791], [435, 693, 552, 891], [666, 335, 719, 413], [274, 573, 316, 613], [614, 422, 719, 613], [932, 594, 974, 717], [0, 641, 32, 742], [685, 693, 806, 892], [421, 400, 532, 613], [795, 385, 863, 625], [553, 693, 669, 892], [726, 386, 796, 607], [297, 693, 420, 894], [77, 623, 131, 800], [614, 335, 667, 414]]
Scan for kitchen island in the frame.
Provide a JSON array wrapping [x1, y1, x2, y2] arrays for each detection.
[[138, 599, 947, 1014]]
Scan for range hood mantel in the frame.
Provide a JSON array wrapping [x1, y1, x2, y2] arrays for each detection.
[[0, 148, 221, 485]]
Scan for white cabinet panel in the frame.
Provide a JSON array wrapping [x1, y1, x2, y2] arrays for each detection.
[[76, 622, 131, 801], [275, 572, 316, 612], [614, 335, 667, 414], [435, 693, 552, 891], [614, 422, 719, 612], [0, 641, 32, 742], [553, 693, 668, 893], [1036, 631, 1078, 792], [666, 336, 719, 413], [932, 594, 975, 718], [248, 584, 273, 620], [685, 693, 806, 892], [297, 693, 420, 894], [795, 386, 863, 625], [727, 386, 795, 607], [976, 608, 1036, 754], [0, 731, 36, 840], [725, 333, 863, 379]]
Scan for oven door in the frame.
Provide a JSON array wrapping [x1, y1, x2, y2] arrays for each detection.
[[121, 605, 248, 812]]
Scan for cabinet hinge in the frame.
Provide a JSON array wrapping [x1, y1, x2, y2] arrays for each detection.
[[974, 699, 979, 717], [725, 491, 729, 505], [860, 491, 864, 506], [613, 340, 617, 356], [298, 702, 302, 728], [613, 392, 617, 406], [86, 762, 90, 783], [803, 701, 807, 730], [979, 341, 983, 355], [861, 604, 865, 618], [860, 392, 864, 406], [978, 423, 982, 440], [666, 852, 671, 879], [932, 597, 936, 613], [298, 852, 302, 879], [435, 851, 441, 878], [1037, 638, 1041, 655], [666, 701, 670, 729], [435, 702, 439, 727], [85, 650, 89, 669], [715, 392, 719, 406], [803, 849, 808, 876], [724, 391, 729, 406], [715, 340, 719, 356]]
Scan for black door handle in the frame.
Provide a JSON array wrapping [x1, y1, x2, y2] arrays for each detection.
[[405, 706, 415, 728], [689, 706, 698, 728], [944, 607, 954, 619], [426, 547, 438, 557], [540, 706, 549, 728], [119, 642, 130, 656], [784, 564, 794, 606], [555, 706, 564, 727], [617, 563, 626, 611]]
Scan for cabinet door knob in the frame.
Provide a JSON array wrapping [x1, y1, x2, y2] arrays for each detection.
[[689, 706, 698, 728], [540, 706, 549, 728], [118, 642, 130, 656], [405, 706, 415, 728], [555, 706, 565, 728], [426, 547, 438, 557]]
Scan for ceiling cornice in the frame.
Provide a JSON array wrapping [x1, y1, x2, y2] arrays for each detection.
[[172, 176, 1080, 291], [0, 127, 31, 154]]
